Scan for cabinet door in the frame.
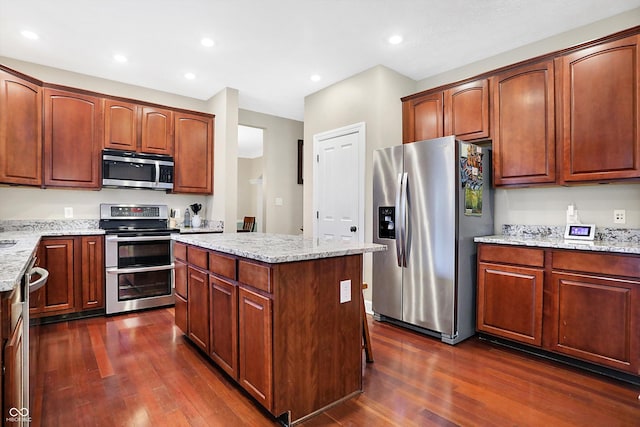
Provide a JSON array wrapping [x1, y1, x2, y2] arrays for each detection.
[[187, 266, 209, 352], [477, 262, 544, 346], [104, 99, 138, 151], [0, 70, 42, 186], [444, 79, 490, 141], [558, 34, 640, 182], [175, 294, 188, 334], [4, 317, 24, 420], [402, 92, 444, 143], [238, 287, 272, 410], [175, 259, 187, 299], [32, 238, 75, 316], [547, 272, 639, 374], [43, 88, 102, 188], [492, 60, 556, 186], [80, 235, 104, 310], [209, 275, 238, 378], [174, 112, 214, 194], [140, 106, 173, 155]]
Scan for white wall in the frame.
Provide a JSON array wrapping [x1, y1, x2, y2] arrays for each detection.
[[303, 65, 416, 301], [237, 156, 263, 219], [414, 8, 640, 231], [238, 109, 303, 235]]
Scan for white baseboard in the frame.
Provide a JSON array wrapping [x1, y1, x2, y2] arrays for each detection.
[[364, 299, 373, 315]]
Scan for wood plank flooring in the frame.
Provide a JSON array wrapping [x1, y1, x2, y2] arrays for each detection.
[[33, 308, 639, 426]]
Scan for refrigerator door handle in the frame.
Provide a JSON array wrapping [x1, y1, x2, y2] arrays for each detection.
[[395, 172, 404, 267], [400, 172, 408, 267]]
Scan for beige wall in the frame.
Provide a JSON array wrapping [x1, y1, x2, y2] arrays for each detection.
[[237, 156, 263, 222], [303, 65, 416, 301], [238, 109, 303, 235]]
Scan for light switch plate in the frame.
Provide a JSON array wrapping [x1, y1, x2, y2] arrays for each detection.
[[340, 280, 351, 303]]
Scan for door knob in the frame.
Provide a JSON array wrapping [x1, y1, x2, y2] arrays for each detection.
[[350, 226, 357, 232]]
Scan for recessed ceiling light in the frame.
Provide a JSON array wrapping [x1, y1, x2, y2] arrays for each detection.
[[113, 54, 128, 63], [201, 37, 215, 47], [21, 30, 39, 40], [388, 34, 403, 45], [184, 72, 196, 80], [310, 74, 321, 82]]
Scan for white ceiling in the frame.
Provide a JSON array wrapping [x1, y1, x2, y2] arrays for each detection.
[[0, 1, 639, 122]]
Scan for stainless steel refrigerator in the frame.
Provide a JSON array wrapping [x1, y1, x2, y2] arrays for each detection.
[[372, 135, 493, 344]]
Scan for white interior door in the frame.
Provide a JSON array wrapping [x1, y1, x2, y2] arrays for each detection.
[[313, 122, 365, 242]]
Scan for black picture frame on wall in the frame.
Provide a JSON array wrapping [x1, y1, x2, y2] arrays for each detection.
[[297, 139, 303, 185]]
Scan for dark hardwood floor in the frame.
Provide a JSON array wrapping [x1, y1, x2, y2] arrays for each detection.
[[33, 308, 639, 426]]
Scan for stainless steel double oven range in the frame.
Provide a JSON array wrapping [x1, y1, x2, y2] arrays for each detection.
[[100, 204, 177, 315]]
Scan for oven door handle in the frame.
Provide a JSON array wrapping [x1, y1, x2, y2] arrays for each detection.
[[105, 235, 174, 242], [106, 264, 175, 274]]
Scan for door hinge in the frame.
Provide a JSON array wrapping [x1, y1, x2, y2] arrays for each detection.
[[316, 154, 319, 162], [316, 211, 319, 219]]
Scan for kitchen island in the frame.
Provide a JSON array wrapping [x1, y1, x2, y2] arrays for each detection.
[[172, 233, 385, 426]]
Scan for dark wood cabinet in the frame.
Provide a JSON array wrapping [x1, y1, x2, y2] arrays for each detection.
[[187, 266, 209, 352], [209, 275, 238, 378], [140, 106, 173, 155], [477, 245, 545, 346], [43, 88, 103, 189], [31, 237, 75, 315], [444, 79, 490, 141], [402, 91, 444, 143], [548, 251, 639, 374], [238, 286, 272, 410], [104, 101, 173, 155], [557, 34, 640, 183], [80, 236, 104, 310], [104, 99, 137, 151], [402, 79, 489, 144], [31, 235, 105, 318], [478, 243, 640, 376], [174, 112, 214, 194], [491, 60, 556, 186], [0, 70, 42, 186]]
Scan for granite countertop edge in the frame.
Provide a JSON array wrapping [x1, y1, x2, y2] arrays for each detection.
[[173, 233, 386, 263], [474, 235, 640, 255]]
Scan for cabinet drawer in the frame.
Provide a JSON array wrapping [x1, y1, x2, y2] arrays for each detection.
[[209, 251, 237, 280], [552, 251, 640, 278], [187, 246, 208, 270], [479, 244, 544, 267], [238, 260, 271, 293], [174, 242, 187, 261]]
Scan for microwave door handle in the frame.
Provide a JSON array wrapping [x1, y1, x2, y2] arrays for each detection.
[[154, 162, 159, 187]]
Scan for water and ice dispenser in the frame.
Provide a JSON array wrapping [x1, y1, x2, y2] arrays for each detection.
[[378, 206, 396, 239]]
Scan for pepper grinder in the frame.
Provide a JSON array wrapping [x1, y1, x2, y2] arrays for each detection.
[[184, 207, 191, 228]]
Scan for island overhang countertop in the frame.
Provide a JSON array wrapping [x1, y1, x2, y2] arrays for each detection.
[[173, 232, 386, 263]]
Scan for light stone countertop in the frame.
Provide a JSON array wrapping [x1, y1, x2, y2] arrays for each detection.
[[173, 232, 386, 263], [474, 224, 640, 255]]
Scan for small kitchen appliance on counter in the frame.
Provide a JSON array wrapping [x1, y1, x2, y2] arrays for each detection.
[[99, 204, 178, 314]]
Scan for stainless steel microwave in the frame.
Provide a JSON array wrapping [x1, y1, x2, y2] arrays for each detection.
[[102, 149, 174, 190]]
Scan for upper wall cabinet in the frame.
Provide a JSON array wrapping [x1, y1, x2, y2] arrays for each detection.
[[444, 79, 490, 141], [174, 112, 214, 194], [104, 100, 173, 155], [44, 88, 103, 189], [491, 60, 556, 186], [402, 78, 489, 143], [557, 34, 640, 183], [402, 92, 444, 143], [0, 70, 42, 186]]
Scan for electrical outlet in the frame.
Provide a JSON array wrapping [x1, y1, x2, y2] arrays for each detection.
[[64, 207, 73, 218], [613, 209, 626, 224], [340, 280, 351, 303]]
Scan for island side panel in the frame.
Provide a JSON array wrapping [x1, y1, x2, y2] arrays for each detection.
[[272, 254, 363, 422]]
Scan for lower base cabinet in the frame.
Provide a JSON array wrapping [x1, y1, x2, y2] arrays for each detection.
[[477, 244, 640, 376], [174, 243, 363, 424], [31, 235, 105, 318], [238, 286, 272, 409]]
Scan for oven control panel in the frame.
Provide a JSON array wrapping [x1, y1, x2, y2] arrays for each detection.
[[100, 204, 167, 220]]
